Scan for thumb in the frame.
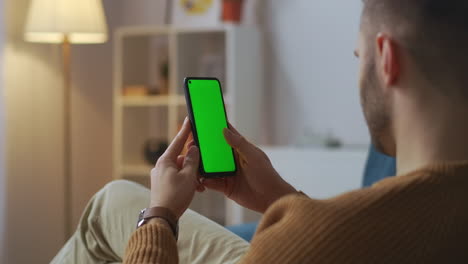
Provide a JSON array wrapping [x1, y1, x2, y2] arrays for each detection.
[[181, 146, 200, 174]]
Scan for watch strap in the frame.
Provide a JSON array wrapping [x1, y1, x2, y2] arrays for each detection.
[[141, 207, 178, 239]]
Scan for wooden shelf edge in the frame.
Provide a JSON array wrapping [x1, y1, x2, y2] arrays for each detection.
[[116, 24, 241, 37], [118, 95, 185, 107], [118, 164, 154, 177]]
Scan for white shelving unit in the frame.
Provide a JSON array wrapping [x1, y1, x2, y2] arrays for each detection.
[[113, 25, 263, 225]]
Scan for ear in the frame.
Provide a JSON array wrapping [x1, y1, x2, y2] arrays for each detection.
[[376, 33, 400, 86]]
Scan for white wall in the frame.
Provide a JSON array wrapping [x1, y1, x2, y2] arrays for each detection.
[[260, 0, 369, 145]]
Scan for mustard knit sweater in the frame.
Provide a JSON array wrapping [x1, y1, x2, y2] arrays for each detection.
[[124, 162, 468, 263]]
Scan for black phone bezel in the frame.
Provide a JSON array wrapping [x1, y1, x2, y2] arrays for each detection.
[[183, 77, 237, 178]]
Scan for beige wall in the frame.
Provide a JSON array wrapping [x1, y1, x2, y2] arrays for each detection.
[[1, 0, 265, 262], [69, 1, 118, 229], [69, 0, 171, 227], [4, 0, 65, 262], [1, 0, 166, 262], [69, 0, 166, 228], [0, 0, 5, 261], [3, 0, 124, 262]]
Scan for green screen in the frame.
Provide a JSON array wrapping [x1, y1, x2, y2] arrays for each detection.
[[187, 79, 236, 173]]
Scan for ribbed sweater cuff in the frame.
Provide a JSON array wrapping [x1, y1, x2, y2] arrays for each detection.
[[123, 221, 178, 264]]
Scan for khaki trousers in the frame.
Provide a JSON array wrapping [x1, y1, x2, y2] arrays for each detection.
[[51, 180, 249, 264]]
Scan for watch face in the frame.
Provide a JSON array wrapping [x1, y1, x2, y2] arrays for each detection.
[[137, 209, 146, 228], [137, 219, 145, 228], [139, 209, 146, 220]]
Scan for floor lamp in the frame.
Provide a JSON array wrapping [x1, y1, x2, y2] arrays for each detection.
[[24, 0, 108, 237]]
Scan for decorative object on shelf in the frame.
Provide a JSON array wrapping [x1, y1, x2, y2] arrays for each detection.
[[144, 139, 169, 165], [295, 127, 343, 149], [123, 85, 149, 96], [148, 85, 160, 96], [24, 0, 108, 237], [159, 60, 170, 94], [222, 0, 244, 23], [171, 0, 222, 27], [325, 131, 343, 149]]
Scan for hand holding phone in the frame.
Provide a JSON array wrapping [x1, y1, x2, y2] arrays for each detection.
[[184, 77, 237, 178], [202, 123, 298, 213]]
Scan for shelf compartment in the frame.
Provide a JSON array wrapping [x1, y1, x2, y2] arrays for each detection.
[[121, 34, 170, 95], [122, 107, 169, 166]]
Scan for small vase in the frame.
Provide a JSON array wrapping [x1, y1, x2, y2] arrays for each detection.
[[222, 0, 244, 23]]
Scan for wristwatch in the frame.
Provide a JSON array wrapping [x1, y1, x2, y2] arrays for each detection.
[[137, 207, 179, 241]]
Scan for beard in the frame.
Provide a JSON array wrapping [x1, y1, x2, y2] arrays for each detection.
[[360, 59, 395, 156]]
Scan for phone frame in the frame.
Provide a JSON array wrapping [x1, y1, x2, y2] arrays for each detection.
[[183, 77, 237, 178]]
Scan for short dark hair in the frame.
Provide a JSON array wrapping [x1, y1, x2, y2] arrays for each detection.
[[362, 0, 468, 98]]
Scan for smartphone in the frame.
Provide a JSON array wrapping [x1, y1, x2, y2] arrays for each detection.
[[184, 77, 237, 178]]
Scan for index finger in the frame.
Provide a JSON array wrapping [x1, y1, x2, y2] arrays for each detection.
[[162, 117, 192, 160]]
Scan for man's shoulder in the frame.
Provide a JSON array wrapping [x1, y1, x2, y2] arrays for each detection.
[[276, 170, 457, 221], [259, 169, 468, 262]]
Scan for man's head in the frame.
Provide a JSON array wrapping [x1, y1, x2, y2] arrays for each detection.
[[356, 0, 468, 156]]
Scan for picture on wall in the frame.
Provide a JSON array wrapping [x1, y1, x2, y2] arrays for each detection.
[[171, 0, 222, 27]]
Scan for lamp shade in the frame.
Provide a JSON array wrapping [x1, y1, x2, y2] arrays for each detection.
[[24, 0, 108, 44]]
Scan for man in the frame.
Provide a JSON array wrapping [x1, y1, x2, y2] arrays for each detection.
[[54, 0, 468, 263]]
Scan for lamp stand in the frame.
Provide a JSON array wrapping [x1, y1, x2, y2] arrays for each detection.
[[62, 36, 72, 238]]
